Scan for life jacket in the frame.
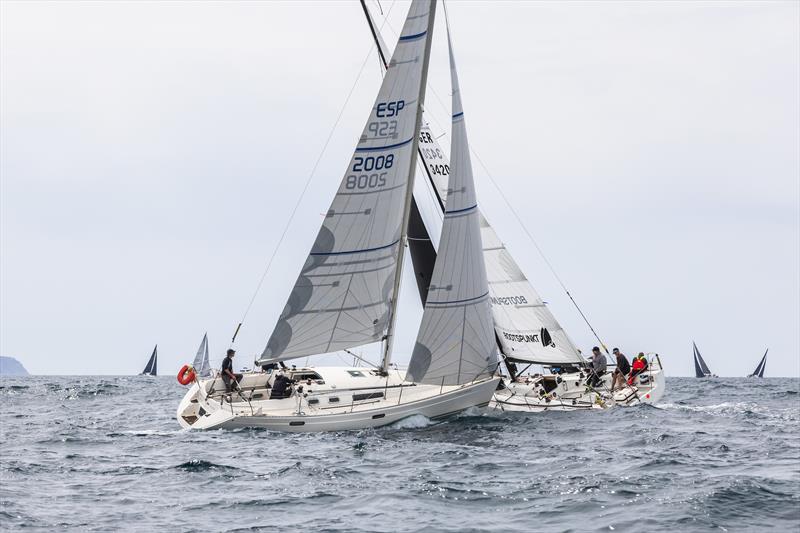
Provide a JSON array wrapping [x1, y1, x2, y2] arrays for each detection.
[[631, 358, 646, 373]]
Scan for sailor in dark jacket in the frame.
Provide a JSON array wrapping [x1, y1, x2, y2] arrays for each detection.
[[221, 349, 243, 393], [611, 348, 631, 392], [269, 373, 295, 399]]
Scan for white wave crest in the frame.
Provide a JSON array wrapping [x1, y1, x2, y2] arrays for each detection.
[[391, 414, 433, 429]]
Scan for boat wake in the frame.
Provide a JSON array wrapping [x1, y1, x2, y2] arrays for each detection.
[[389, 414, 434, 430]]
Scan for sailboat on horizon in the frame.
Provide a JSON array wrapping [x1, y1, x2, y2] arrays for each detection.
[[176, 0, 501, 432], [748, 349, 768, 378], [693, 341, 715, 378], [140, 345, 157, 376]]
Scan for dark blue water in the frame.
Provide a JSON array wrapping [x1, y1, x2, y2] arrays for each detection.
[[1, 377, 798, 532]]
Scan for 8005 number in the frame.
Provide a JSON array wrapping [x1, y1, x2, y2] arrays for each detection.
[[346, 172, 388, 190]]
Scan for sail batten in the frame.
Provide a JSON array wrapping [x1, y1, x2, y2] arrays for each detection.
[[406, 21, 497, 386], [259, 1, 436, 365]]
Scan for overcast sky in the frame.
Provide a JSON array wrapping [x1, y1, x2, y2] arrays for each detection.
[[1, 1, 798, 377]]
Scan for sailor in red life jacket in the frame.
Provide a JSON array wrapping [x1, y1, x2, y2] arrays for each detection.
[[627, 352, 649, 385]]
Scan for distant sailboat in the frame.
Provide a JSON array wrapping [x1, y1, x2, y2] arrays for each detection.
[[749, 349, 768, 378], [692, 341, 714, 378], [141, 345, 157, 376], [191, 333, 212, 377]]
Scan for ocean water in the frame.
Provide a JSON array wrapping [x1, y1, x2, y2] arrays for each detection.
[[0, 376, 798, 532]]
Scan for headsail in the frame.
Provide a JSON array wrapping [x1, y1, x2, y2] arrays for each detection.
[[406, 24, 497, 386], [141, 345, 157, 376], [749, 349, 768, 378], [693, 341, 711, 378], [191, 333, 211, 377], [259, 1, 436, 365]]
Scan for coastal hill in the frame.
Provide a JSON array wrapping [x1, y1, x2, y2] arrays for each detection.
[[0, 357, 29, 376]]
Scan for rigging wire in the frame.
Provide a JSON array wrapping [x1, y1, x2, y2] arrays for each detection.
[[230, 2, 397, 347]]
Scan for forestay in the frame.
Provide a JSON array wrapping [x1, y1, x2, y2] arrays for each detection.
[[416, 123, 583, 367], [191, 333, 211, 377], [406, 27, 497, 386], [259, 1, 435, 364]]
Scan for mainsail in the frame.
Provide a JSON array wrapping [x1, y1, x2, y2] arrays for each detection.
[[360, 2, 584, 367], [191, 333, 211, 377], [141, 345, 157, 376], [259, 0, 436, 365], [406, 25, 497, 386], [749, 349, 768, 378], [693, 341, 712, 378]]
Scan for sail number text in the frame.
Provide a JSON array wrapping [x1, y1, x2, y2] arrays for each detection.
[[346, 155, 394, 190], [376, 100, 405, 117]]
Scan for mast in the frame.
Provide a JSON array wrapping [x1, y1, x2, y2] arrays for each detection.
[[380, 0, 437, 373]]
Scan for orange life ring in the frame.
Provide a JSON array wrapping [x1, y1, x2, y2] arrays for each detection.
[[177, 364, 196, 385]]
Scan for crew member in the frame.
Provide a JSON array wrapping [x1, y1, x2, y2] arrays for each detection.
[[221, 349, 243, 394], [611, 348, 631, 392], [628, 352, 649, 385], [586, 346, 607, 387], [269, 372, 296, 399]]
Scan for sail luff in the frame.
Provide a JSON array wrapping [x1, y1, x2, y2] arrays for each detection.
[[258, 1, 437, 365], [405, 17, 497, 386]]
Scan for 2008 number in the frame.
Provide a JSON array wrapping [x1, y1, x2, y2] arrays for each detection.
[[353, 154, 394, 172]]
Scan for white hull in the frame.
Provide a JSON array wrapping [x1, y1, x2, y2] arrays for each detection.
[[490, 356, 666, 412], [177, 366, 499, 432]]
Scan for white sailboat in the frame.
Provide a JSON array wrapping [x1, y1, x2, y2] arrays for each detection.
[[361, 2, 665, 411], [176, 0, 500, 431], [191, 333, 212, 378]]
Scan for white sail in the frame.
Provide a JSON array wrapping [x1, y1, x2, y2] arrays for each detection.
[[406, 27, 497, 386], [192, 333, 211, 377], [259, 1, 436, 364], [416, 118, 583, 368]]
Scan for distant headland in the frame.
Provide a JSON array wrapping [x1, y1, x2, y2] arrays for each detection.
[[0, 357, 29, 376]]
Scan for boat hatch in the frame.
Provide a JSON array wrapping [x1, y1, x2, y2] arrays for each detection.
[[292, 371, 323, 382], [347, 371, 365, 377], [353, 392, 384, 402]]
